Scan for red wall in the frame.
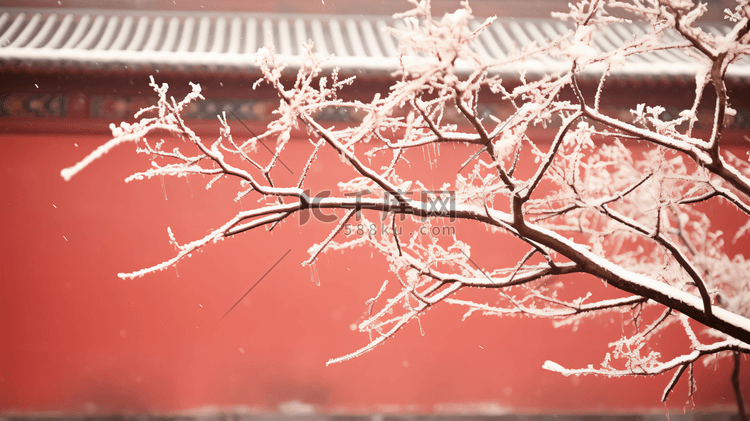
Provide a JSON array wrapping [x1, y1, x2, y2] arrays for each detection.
[[2, 122, 749, 414]]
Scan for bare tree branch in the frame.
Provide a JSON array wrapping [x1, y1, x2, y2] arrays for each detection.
[[62, 0, 750, 409]]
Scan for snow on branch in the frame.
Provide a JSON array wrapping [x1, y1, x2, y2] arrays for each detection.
[[64, 0, 750, 407]]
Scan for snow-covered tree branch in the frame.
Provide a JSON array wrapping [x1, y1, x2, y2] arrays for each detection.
[[62, 0, 750, 411]]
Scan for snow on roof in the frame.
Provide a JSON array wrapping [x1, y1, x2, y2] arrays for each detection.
[[0, 8, 748, 81]]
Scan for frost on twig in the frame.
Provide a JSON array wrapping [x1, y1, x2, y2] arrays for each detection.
[[64, 0, 750, 405]]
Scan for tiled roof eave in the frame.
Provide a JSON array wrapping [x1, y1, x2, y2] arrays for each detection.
[[3, 47, 749, 81], [1, 8, 748, 82]]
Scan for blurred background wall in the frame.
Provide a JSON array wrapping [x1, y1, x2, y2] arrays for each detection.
[[2, 0, 750, 417]]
